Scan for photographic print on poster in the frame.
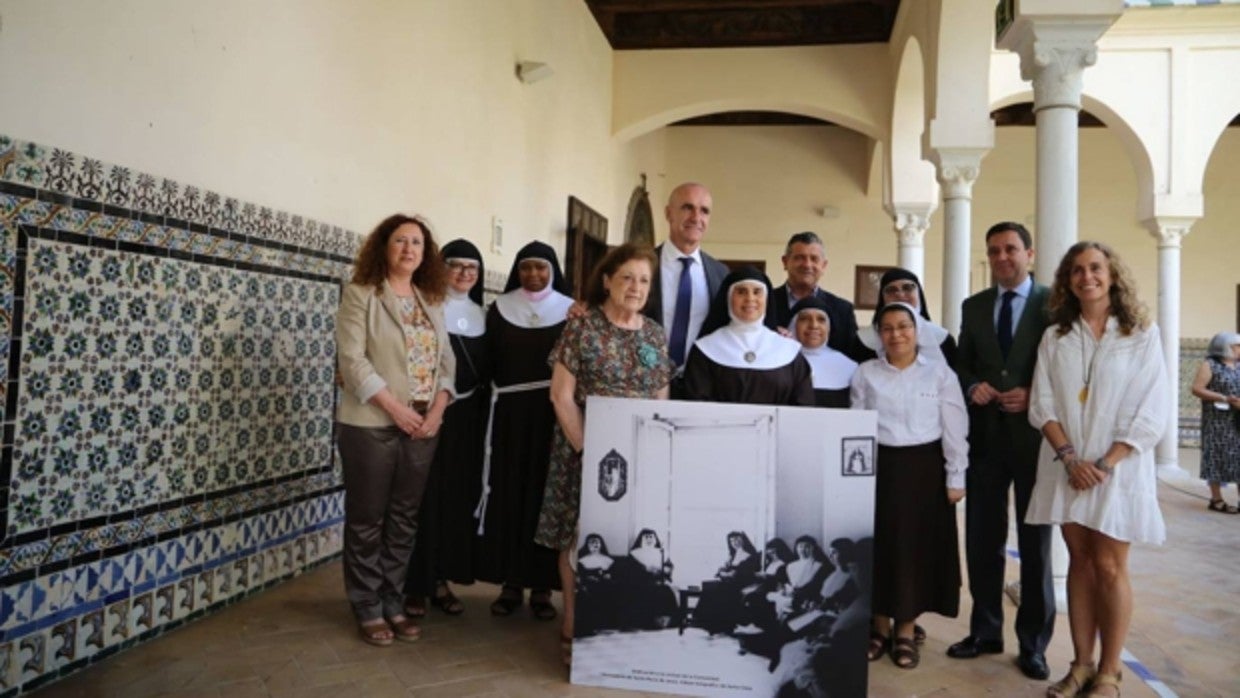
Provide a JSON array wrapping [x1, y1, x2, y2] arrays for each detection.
[[841, 436, 875, 477], [571, 397, 878, 698]]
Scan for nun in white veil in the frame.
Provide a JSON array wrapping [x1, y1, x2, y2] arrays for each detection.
[[788, 295, 858, 408], [856, 268, 957, 367], [683, 266, 814, 406]]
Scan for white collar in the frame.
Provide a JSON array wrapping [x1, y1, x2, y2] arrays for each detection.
[[494, 288, 573, 328], [695, 322, 803, 370], [443, 292, 485, 337], [661, 243, 702, 266], [579, 553, 613, 570], [998, 274, 1034, 299], [800, 344, 858, 389]]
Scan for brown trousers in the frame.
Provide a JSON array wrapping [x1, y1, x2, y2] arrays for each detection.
[[337, 423, 438, 622]]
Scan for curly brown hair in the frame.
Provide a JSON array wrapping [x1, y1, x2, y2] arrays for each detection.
[[1049, 240, 1149, 336], [584, 243, 658, 308], [350, 213, 447, 303]]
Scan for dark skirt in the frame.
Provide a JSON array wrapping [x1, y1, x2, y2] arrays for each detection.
[[404, 386, 488, 597], [872, 441, 960, 620]]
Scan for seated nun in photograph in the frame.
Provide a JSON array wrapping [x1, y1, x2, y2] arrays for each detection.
[[575, 533, 618, 636], [692, 531, 761, 635], [615, 528, 680, 630], [684, 267, 815, 406], [788, 295, 858, 408], [856, 268, 957, 366]]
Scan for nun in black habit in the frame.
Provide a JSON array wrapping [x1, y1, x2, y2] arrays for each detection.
[[856, 268, 958, 366], [474, 241, 573, 619], [788, 295, 858, 408], [404, 239, 489, 617], [683, 267, 815, 406]]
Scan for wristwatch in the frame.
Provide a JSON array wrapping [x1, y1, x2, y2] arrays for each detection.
[[1094, 456, 1114, 475]]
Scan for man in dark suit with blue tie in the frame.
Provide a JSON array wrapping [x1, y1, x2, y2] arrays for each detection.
[[643, 182, 729, 397], [948, 221, 1054, 680]]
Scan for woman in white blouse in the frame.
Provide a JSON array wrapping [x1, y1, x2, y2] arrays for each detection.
[[850, 302, 968, 670], [1027, 242, 1167, 698]]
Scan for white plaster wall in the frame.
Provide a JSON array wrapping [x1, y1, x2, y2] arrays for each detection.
[[0, 0, 623, 270]]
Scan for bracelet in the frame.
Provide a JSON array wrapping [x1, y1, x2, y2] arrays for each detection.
[[1053, 443, 1075, 462], [1094, 456, 1114, 475]]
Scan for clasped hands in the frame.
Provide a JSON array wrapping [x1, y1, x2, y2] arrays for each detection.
[[1062, 456, 1110, 490], [970, 382, 1028, 413]]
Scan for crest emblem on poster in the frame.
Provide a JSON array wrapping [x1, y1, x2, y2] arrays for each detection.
[[598, 448, 627, 501]]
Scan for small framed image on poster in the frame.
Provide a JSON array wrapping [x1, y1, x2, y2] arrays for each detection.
[[841, 436, 875, 477]]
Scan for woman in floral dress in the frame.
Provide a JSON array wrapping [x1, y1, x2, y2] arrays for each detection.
[[534, 243, 674, 664], [1191, 331, 1240, 513]]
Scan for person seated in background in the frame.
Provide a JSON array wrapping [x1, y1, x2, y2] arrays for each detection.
[[788, 295, 858, 408], [615, 528, 680, 630], [739, 535, 833, 668], [574, 533, 618, 637], [737, 537, 796, 634], [691, 531, 761, 635]]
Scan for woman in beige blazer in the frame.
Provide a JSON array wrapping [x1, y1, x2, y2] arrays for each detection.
[[335, 213, 455, 647]]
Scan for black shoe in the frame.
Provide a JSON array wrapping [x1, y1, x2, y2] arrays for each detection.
[[1016, 651, 1050, 680], [946, 635, 1004, 659]]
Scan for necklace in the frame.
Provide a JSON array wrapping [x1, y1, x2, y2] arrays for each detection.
[[1079, 319, 1103, 404]]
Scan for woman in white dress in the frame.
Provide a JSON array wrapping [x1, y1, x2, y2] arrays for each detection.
[[1026, 242, 1168, 698]]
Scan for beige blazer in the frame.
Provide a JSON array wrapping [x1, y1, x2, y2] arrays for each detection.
[[335, 280, 456, 427]]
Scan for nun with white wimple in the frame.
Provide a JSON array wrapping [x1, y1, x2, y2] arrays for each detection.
[[788, 295, 858, 408], [404, 239, 489, 617], [475, 241, 573, 619], [856, 268, 958, 367], [684, 267, 814, 406]]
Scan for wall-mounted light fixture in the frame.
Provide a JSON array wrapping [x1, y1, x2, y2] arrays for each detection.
[[516, 60, 554, 84]]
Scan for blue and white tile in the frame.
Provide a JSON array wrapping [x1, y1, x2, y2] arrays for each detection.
[[18, 631, 46, 686], [75, 609, 105, 661]]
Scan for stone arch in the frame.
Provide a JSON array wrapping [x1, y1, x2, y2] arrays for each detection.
[[989, 88, 1157, 222], [887, 35, 936, 206], [612, 99, 883, 145]]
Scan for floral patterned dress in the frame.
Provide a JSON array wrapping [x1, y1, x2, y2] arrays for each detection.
[[534, 308, 673, 550], [1201, 356, 1240, 484]]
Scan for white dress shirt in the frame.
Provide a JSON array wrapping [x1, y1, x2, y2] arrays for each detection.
[[850, 353, 969, 489], [660, 243, 710, 348]]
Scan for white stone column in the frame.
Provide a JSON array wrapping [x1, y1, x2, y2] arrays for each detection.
[[893, 209, 929, 282], [1147, 217, 1195, 478], [933, 153, 983, 334]]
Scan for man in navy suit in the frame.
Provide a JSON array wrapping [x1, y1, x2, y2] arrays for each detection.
[[948, 221, 1054, 681], [643, 182, 729, 398], [769, 231, 863, 360]]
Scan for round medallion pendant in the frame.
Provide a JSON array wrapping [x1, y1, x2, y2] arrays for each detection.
[[529, 313, 541, 327], [456, 317, 469, 331], [743, 351, 756, 363]]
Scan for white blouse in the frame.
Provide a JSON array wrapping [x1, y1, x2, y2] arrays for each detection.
[[850, 353, 969, 489], [1026, 318, 1167, 544]]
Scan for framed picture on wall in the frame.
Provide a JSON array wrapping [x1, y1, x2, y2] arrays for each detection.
[[854, 265, 897, 310]]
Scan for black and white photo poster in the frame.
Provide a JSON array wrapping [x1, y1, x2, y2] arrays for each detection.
[[570, 397, 878, 697]]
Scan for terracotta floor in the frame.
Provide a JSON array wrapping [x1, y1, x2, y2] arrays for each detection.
[[29, 451, 1240, 698]]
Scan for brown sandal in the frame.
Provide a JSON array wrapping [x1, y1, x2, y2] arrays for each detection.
[[386, 613, 421, 643], [867, 630, 889, 662], [1207, 499, 1239, 514], [890, 636, 920, 669], [358, 619, 394, 647], [1085, 671, 1121, 697], [1047, 662, 1096, 698]]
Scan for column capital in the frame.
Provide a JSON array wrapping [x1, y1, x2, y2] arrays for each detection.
[[930, 149, 986, 201], [890, 206, 931, 247], [997, 9, 1120, 112], [1143, 216, 1197, 249]]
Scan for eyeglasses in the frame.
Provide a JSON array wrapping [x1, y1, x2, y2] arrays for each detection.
[[446, 261, 479, 274], [882, 282, 918, 296]]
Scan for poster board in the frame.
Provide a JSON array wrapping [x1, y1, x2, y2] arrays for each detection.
[[571, 397, 878, 698]]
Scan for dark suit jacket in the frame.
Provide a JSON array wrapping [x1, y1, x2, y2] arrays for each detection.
[[771, 284, 864, 362], [954, 283, 1051, 457], [643, 244, 730, 327]]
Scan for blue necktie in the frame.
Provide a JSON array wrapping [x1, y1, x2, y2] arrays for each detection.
[[669, 257, 694, 366], [998, 290, 1016, 359]]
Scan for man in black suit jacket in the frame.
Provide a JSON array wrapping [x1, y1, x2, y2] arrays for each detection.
[[643, 183, 729, 396], [769, 231, 863, 361], [948, 221, 1054, 681]]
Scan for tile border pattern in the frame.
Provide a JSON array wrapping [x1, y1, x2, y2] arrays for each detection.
[[0, 134, 355, 695]]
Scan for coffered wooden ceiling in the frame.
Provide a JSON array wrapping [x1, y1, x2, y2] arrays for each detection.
[[584, 0, 902, 50]]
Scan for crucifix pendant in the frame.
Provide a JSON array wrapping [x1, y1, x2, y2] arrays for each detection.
[[1079, 386, 1089, 404]]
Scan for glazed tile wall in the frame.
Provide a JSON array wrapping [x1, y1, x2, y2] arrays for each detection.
[[0, 134, 355, 696]]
